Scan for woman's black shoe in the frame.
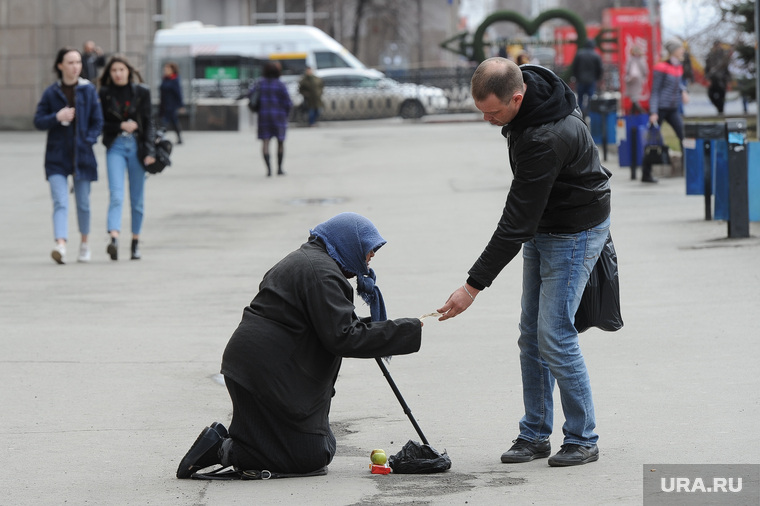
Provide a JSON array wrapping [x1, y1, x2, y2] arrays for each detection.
[[131, 239, 141, 260], [107, 237, 118, 261], [176, 426, 224, 479]]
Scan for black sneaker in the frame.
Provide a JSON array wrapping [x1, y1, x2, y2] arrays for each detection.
[[500, 438, 551, 463], [548, 443, 599, 467], [176, 426, 224, 479]]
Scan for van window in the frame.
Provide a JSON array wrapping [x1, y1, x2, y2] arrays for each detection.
[[314, 51, 352, 69], [276, 58, 307, 77]]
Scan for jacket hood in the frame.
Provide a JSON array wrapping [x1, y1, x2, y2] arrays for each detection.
[[502, 65, 577, 135]]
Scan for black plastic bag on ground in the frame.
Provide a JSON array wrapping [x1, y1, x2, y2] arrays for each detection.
[[574, 232, 624, 333], [388, 440, 451, 474]]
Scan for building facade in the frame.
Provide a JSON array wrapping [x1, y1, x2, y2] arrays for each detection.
[[2, 0, 465, 129]]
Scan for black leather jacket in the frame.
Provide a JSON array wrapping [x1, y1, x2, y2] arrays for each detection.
[[99, 83, 155, 160], [467, 65, 611, 290]]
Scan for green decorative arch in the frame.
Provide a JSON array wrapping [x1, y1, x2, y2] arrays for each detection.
[[471, 9, 588, 63]]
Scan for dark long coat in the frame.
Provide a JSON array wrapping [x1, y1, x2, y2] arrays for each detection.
[[221, 239, 422, 436]]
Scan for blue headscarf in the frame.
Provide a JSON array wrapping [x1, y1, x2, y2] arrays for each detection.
[[310, 212, 387, 321]]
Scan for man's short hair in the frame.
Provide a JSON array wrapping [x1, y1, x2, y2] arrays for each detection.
[[471, 57, 524, 103]]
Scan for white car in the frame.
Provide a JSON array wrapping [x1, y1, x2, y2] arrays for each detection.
[[287, 68, 448, 121]]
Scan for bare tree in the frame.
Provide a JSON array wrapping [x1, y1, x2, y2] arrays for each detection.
[[352, 0, 370, 56]]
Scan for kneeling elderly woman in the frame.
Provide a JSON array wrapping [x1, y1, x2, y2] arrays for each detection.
[[177, 212, 424, 479]]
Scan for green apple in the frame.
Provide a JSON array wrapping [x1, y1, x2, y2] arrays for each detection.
[[370, 449, 387, 465]]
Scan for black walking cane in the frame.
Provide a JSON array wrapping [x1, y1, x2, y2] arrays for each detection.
[[375, 358, 429, 445], [374, 357, 452, 473]]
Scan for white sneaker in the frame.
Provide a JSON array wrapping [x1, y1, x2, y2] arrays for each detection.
[[77, 243, 91, 263], [51, 243, 66, 264]]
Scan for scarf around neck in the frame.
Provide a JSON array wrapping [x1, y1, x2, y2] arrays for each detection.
[[310, 212, 388, 321]]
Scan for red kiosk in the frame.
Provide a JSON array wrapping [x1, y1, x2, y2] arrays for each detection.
[[555, 7, 662, 167]]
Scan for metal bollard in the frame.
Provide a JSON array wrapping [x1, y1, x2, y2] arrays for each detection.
[[703, 141, 712, 221], [725, 119, 750, 238]]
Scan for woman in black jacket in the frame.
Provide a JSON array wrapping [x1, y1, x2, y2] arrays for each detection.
[[99, 55, 155, 261]]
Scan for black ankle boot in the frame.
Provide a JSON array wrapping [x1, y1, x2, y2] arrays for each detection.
[[131, 239, 141, 260], [107, 237, 118, 261], [264, 154, 271, 177]]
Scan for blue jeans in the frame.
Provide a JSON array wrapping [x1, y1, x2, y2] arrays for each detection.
[[517, 216, 611, 447], [576, 82, 596, 116], [48, 174, 91, 240], [656, 108, 684, 144], [106, 135, 146, 235], [307, 107, 320, 126]]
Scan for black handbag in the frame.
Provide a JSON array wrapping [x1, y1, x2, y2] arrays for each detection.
[[144, 129, 172, 174], [575, 232, 624, 333], [247, 83, 260, 113]]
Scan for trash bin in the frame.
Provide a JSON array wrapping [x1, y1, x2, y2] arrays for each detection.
[[747, 142, 760, 222], [683, 122, 725, 220], [617, 114, 649, 168]]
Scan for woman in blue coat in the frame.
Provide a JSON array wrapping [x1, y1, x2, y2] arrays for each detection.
[[34, 47, 104, 264], [159, 62, 184, 144]]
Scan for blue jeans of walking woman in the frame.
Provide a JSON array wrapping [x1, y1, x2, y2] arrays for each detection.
[[49, 174, 91, 240], [517, 215, 611, 447], [106, 134, 146, 235]]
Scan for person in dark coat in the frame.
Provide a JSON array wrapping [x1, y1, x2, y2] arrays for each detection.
[[80, 40, 105, 82], [159, 61, 184, 144], [298, 66, 324, 126], [250, 61, 292, 176], [99, 55, 156, 261], [34, 47, 104, 264], [571, 39, 603, 118], [176, 212, 424, 478], [438, 58, 611, 467], [704, 41, 732, 115]]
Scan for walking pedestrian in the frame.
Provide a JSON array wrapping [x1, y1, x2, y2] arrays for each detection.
[[571, 40, 603, 118], [81, 40, 105, 82], [705, 41, 732, 115], [249, 62, 292, 176], [298, 66, 324, 127], [99, 55, 156, 261], [159, 61, 185, 144], [624, 42, 649, 115], [648, 38, 689, 183], [33, 47, 104, 264]]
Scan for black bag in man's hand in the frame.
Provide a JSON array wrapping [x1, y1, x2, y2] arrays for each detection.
[[144, 129, 173, 174], [575, 232, 623, 333]]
